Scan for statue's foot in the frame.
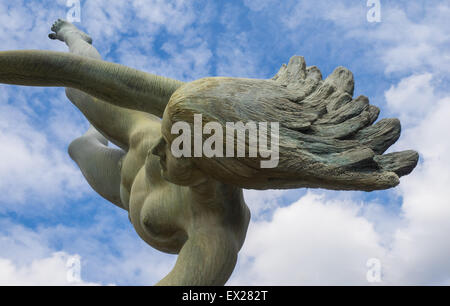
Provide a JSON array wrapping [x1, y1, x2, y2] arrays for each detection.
[[48, 19, 92, 44]]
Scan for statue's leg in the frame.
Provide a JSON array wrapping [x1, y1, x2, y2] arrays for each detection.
[[48, 19, 158, 150], [68, 126, 126, 209], [49, 20, 96, 56], [50, 19, 128, 209]]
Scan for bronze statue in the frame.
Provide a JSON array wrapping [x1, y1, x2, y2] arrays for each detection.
[[0, 20, 418, 285]]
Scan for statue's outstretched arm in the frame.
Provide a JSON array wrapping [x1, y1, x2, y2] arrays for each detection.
[[0, 49, 184, 118], [156, 227, 238, 286]]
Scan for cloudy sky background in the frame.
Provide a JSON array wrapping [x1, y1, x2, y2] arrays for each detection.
[[0, 0, 449, 285]]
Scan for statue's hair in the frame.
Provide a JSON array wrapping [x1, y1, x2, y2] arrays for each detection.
[[165, 56, 418, 191]]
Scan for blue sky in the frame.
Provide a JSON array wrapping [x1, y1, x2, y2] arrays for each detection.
[[0, 0, 449, 285]]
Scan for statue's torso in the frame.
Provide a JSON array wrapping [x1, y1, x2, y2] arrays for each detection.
[[117, 122, 250, 254]]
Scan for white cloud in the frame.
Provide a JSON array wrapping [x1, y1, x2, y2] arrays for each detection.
[[0, 216, 176, 286], [0, 94, 88, 208], [0, 220, 98, 285], [255, 1, 450, 76], [216, 32, 268, 78], [230, 192, 385, 285], [368, 7, 450, 75], [385, 76, 450, 284], [243, 189, 304, 220], [0, 0, 67, 51], [384, 73, 435, 125], [131, 0, 196, 35], [0, 1, 94, 208], [78, 0, 215, 81], [0, 252, 98, 286]]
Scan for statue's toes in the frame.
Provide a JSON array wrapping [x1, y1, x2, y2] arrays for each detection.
[[48, 33, 57, 40], [51, 19, 66, 33], [51, 21, 58, 32]]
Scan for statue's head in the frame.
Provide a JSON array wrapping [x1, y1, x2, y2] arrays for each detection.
[[151, 75, 416, 192], [150, 110, 207, 187], [152, 77, 273, 189]]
